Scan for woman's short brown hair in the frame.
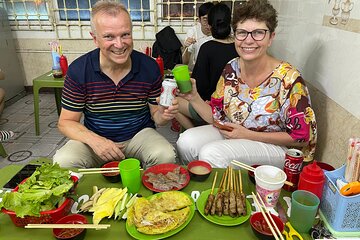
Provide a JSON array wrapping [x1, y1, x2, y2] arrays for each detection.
[[232, 0, 278, 33]]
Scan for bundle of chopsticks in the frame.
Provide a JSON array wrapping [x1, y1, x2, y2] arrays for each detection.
[[345, 138, 360, 182], [78, 167, 119, 175], [252, 192, 285, 240], [231, 160, 294, 187], [25, 223, 110, 230], [204, 167, 247, 217]]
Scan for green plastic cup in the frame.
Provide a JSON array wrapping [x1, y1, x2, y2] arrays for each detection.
[[119, 158, 141, 194], [172, 65, 192, 93], [289, 190, 320, 233]]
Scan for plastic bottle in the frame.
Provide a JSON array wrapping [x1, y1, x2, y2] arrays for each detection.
[[297, 161, 325, 200], [155, 55, 164, 78], [59, 55, 68, 76]]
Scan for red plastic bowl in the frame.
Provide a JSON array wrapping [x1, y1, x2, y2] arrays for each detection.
[[250, 212, 284, 240], [316, 162, 335, 172], [101, 161, 121, 183], [1, 176, 78, 227], [53, 214, 88, 240], [187, 160, 212, 181]]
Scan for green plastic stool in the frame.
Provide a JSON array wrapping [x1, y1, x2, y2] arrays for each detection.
[[33, 71, 64, 136], [0, 142, 7, 158]]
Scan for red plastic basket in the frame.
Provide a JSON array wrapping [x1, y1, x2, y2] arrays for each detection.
[[1, 176, 77, 228]]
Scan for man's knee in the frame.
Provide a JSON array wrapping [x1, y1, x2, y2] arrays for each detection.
[[53, 147, 73, 168], [143, 145, 176, 167], [53, 140, 92, 168]]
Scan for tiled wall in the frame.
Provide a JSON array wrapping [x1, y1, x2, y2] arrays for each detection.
[[15, 39, 152, 86], [269, 0, 360, 168], [308, 83, 360, 169]]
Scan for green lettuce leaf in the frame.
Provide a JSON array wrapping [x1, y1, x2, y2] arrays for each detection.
[[0, 163, 74, 217]]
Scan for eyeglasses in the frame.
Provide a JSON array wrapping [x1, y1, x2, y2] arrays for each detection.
[[234, 29, 269, 41]]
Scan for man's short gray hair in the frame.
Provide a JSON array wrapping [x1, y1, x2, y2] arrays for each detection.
[[91, 0, 131, 35]]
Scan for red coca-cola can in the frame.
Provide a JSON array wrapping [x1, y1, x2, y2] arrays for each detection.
[[283, 148, 304, 191]]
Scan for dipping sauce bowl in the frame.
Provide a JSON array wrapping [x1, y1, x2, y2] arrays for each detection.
[[101, 161, 121, 183], [187, 160, 212, 181], [250, 212, 284, 240], [53, 214, 88, 240]]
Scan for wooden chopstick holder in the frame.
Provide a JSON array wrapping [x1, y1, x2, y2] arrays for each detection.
[[231, 160, 294, 187], [25, 224, 111, 229]]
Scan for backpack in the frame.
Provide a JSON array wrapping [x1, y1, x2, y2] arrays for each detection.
[[152, 26, 182, 70]]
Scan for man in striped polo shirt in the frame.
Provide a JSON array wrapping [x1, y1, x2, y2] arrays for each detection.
[[53, 1, 179, 169]]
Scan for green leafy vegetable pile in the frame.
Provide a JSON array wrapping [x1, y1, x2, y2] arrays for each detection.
[[0, 163, 74, 217]]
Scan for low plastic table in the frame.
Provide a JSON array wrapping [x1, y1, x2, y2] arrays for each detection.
[[32, 71, 64, 135]]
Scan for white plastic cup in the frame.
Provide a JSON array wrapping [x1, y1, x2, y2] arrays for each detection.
[[255, 165, 287, 207]]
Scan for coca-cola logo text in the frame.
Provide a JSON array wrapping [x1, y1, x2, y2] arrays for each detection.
[[284, 159, 302, 172]]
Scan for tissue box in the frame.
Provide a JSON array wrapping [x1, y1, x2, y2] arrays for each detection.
[[320, 165, 360, 232]]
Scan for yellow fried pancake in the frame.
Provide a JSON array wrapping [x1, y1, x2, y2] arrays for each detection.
[[168, 206, 190, 228], [136, 211, 178, 234], [131, 192, 193, 235], [149, 191, 192, 212], [133, 198, 153, 227]]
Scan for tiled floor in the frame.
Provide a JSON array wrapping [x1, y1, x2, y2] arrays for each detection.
[[0, 93, 180, 168]]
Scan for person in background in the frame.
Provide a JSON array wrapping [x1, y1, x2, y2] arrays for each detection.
[[0, 69, 14, 142], [176, 3, 238, 129], [0, 88, 5, 116], [0, 69, 5, 115], [182, 1, 214, 71], [176, 0, 317, 169], [53, 1, 179, 169], [0, 130, 14, 142]]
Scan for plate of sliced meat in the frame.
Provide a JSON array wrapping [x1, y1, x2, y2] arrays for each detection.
[[196, 188, 251, 226], [142, 163, 190, 192]]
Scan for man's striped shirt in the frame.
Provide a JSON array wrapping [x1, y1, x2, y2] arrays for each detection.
[[62, 49, 162, 142]]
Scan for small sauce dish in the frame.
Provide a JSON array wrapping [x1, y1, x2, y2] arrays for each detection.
[[187, 160, 212, 182], [250, 212, 284, 240], [53, 214, 88, 240], [101, 161, 121, 183]]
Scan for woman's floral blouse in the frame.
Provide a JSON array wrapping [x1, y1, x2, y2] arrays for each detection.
[[211, 59, 317, 162]]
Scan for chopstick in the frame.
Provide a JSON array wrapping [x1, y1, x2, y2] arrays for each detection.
[[78, 167, 143, 175], [256, 192, 285, 240], [25, 224, 111, 229], [231, 160, 294, 187], [251, 192, 281, 240], [78, 167, 119, 175], [78, 167, 118, 172], [80, 170, 119, 175]]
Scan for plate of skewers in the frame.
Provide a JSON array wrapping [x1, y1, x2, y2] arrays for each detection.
[[196, 168, 251, 226]]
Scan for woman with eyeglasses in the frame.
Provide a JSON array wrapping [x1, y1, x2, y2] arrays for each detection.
[[177, 0, 317, 169]]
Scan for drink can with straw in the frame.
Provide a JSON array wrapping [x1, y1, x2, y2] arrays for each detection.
[[283, 149, 304, 191]]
